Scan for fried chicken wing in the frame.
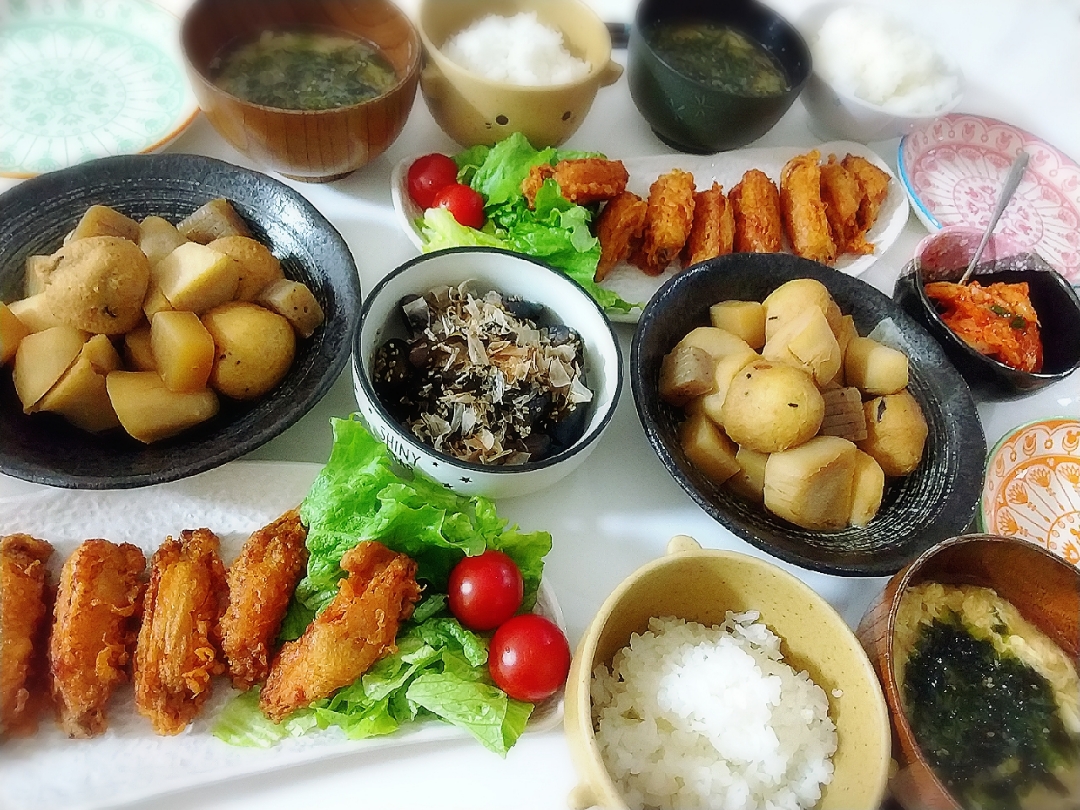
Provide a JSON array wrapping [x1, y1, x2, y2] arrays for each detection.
[[594, 190, 648, 282], [779, 150, 837, 265], [522, 158, 629, 207], [220, 509, 309, 690], [134, 528, 227, 735], [49, 539, 145, 738], [730, 168, 783, 254], [682, 182, 735, 267], [842, 153, 891, 234], [1, 534, 53, 735], [259, 540, 421, 723], [820, 154, 874, 255], [633, 168, 696, 276]]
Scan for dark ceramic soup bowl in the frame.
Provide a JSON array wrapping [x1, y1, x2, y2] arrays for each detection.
[[627, 0, 811, 153]]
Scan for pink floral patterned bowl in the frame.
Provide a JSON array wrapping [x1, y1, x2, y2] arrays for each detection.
[[898, 114, 1080, 284], [980, 418, 1080, 568]]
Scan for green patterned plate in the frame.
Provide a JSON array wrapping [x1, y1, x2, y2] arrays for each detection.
[[0, 0, 199, 178]]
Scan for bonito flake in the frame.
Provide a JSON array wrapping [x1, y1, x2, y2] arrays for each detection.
[[373, 283, 593, 465]]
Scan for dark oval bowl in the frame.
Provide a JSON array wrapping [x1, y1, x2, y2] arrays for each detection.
[[0, 153, 360, 489], [894, 253, 1080, 399], [631, 254, 987, 577], [627, 0, 811, 154]]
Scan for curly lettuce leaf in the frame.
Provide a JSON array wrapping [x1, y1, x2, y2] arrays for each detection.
[[217, 419, 550, 756], [416, 133, 638, 314], [288, 417, 550, 628]]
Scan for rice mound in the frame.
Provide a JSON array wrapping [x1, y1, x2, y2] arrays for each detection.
[[812, 7, 959, 115], [591, 612, 837, 810], [443, 12, 591, 86]]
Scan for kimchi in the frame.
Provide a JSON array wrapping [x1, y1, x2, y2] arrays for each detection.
[[924, 280, 1043, 372]]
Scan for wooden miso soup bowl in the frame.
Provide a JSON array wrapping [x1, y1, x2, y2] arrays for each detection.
[[182, 0, 421, 182], [856, 534, 1080, 810]]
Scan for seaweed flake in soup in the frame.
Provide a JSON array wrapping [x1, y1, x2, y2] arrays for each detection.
[[647, 21, 789, 97], [210, 28, 398, 111]]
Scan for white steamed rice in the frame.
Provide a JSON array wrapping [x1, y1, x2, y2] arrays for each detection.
[[591, 612, 837, 810], [812, 6, 960, 115], [442, 12, 591, 86]]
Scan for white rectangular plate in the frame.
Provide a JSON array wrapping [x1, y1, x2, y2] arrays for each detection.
[[391, 141, 910, 323], [0, 461, 564, 810]]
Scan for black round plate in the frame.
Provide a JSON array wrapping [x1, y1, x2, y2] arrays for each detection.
[[0, 153, 360, 489], [631, 254, 987, 576]]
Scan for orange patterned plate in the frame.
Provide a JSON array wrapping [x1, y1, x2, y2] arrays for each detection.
[[980, 418, 1080, 567]]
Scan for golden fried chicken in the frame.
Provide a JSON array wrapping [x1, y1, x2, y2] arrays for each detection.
[[594, 190, 648, 282], [259, 540, 421, 723], [49, 538, 145, 738], [522, 158, 629, 207], [730, 168, 783, 254], [820, 154, 874, 255], [633, 169, 696, 276], [779, 150, 837, 265], [220, 509, 309, 690], [1, 534, 53, 735], [842, 153, 891, 234], [134, 528, 227, 735], [682, 182, 735, 267]]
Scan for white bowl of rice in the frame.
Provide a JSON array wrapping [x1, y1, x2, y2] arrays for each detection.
[[416, 0, 623, 148], [564, 535, 891, 810], [798, 3, 963, 143]]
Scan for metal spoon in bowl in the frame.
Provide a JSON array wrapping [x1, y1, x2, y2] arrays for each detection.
[[958, 150, 1030, 284]]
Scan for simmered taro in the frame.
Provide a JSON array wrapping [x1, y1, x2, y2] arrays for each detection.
[[371, 283, 593, 465]]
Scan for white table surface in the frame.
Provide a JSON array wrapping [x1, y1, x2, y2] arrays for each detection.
[[1, 1, 1078, 808]]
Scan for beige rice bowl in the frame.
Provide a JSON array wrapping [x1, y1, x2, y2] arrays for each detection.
[[591, 612, 838, 810]]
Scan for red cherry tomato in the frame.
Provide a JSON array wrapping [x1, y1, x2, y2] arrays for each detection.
[[432, 182, 486, 230], [448, 550, 524, 631], [489, 614, 571, 703], [407, 152, 459, 209]]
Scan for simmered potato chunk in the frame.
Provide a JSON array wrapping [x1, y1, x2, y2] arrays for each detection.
[[151, 310, 216, 393], [203, 302, 295, 400], [106, 370, 219, 443]]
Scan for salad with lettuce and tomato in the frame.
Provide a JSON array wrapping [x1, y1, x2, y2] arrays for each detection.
[[406, 132, 637, 316], [213, 416, 568, 756]]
